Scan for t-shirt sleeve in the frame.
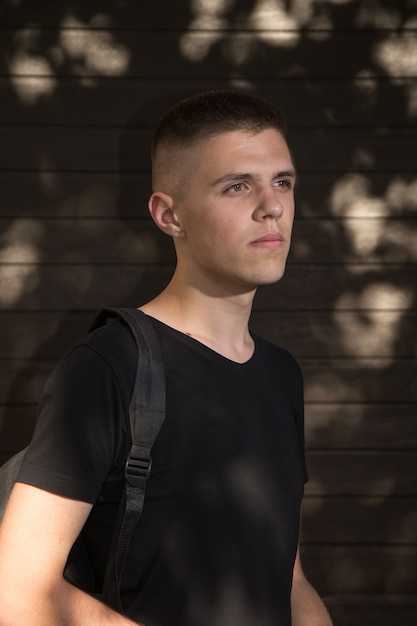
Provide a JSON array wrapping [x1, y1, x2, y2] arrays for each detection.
[[17, 326, 134, 504]]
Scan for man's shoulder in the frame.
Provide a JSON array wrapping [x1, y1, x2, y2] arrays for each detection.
[[255, 334, 303, 379], [256, 333, 298, 362], [77, 314, 137, 360], [60, 314, 139, 387]]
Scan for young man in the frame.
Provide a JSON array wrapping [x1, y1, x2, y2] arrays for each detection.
[[0, 90, 332, 625]]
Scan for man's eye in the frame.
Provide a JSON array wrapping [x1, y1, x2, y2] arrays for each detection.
[[227, 183, 245, 193], [274, 179, 291, 189]]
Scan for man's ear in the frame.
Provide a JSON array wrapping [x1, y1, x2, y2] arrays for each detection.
[[148, 192, 185, 238]]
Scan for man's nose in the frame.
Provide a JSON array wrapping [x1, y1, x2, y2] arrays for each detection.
[[253, 186, 284, 220]]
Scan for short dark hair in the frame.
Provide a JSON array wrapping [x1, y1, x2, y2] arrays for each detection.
[[152, 90, 286, 158], [151, 90, 287, 193]]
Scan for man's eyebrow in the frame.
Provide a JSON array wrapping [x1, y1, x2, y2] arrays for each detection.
[[276, 168, 297, 179], [211, 172, 251, 186], [211, 169, 297, 186]]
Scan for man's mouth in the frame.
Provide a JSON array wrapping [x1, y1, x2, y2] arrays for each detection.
[[251, 233, 284, 248]]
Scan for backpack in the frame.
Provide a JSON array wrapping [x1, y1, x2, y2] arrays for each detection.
[[0, 308, 166, 614]]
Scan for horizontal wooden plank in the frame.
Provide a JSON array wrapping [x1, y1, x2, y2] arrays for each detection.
[[0, 360, 55, 406], [1, 170, 415, 219], [305, 450, 417, 496], [0, 1, 414, 30], [1, 29, 416, 79], [302, 358, 417, 403], [1, 126, 416, 172], [302, 496, 417, 544], [324, 595, 417, 626], [1, 310, 416, 360], [301, 545, 417, 594], [0, 217, 166, 264], [257, 264, 417, 313], [0, 170, 152, 219], [254, 311, 417, 359], [1, 217, 415, 265], [0, 311, 94, 359], [0, 265, 415, 314], [2, 77, 415, 127], [305, 403, 417, 449], [0, 264, 169, 311], [291, 217, 417, 264]]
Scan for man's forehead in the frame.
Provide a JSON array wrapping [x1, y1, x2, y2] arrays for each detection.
[[196, 130, 294, 172]]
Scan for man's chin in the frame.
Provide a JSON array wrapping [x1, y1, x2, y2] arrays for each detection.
[[255, 267, 287, 287]]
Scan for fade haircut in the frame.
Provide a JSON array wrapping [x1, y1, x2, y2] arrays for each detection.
[[151, 90, 287, 193]]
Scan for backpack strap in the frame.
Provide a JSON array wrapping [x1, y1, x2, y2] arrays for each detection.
[[89, 308, 166, 613]]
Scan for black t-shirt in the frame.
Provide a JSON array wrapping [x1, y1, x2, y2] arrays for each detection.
[[18, 314, 308, 626]]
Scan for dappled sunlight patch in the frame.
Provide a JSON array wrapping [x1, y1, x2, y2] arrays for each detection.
[[354, 70, 378, 106], [306, 402, 364, 432], [304, 403, 369, 451], [382, 221, 417, 262], [9, 56, 56, 104], [8, 26, 56, 103], [1, 218, 44, 249], [180, 31, 224, 62], [38, 153, 120, 216], [0, 264, 39, 307], [0, 220, 43, 306], [374, 19, 417, 78], [179, 0, 228, 61], [56, 184, 118, 217], [355, 2, 402, 29], [330, 173, 388, 218], [336, 283, 413, 312], [7, 10, 130, 104], [333, 307, 408, 360], [249, 0, 299, 48], [340, 217, 417, 262], [54, 218, 162, 264], [59, 13, 130, 76], [374, 18, 417, 117], [304, 370, 360, 403], [343, 217, 384, 258], [38, 145, 118, 216], [329, 174, 417, 263], [179, 0, 341, 62], [334, 284, 413, 361], [386, 176, 417, 215]]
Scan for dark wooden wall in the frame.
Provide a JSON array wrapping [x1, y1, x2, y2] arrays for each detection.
[[1, 1, 416, 623]]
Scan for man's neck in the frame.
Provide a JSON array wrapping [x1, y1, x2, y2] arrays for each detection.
[[140, 276, 257, 363]]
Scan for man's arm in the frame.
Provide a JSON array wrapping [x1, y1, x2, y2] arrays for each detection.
[[291, 545, 333, 626], [0, 482, 141, 626]]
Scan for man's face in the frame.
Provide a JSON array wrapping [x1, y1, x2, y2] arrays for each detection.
[[172, 128, 296, 294]]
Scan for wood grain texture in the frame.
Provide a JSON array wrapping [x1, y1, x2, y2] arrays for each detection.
[[2, 78, 415, 127], [1, 126, 416, 171]]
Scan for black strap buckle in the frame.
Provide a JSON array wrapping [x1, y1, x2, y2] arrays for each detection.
[[125, 453, 152, 487]]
